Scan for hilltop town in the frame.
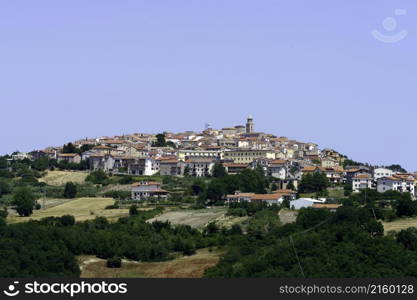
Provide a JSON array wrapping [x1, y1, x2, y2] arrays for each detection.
[[2, 116, 417, 279], [10, 115, 416, 203]]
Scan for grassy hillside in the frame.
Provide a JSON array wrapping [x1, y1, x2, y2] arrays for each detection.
[[147, 207, 227, 228], [8, 197, 129, 223], [79, 248, 223, 278], [39, 170, 88, 186], [383, 217, 417, 233]]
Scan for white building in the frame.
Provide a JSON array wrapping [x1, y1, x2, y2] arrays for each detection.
[[185, 158, 215, 177], [178, 149, 222, 160], [10, 152, 31, 161], [290, 198, 326, 210], [377, 175, 415, 195], [267, 160, 287, 179], [128, 157, 159, 176], [352, 174, 373, 192], [225, 192, 255, 204], [131, 181, 168, 200], [373, 168, 394, 181]]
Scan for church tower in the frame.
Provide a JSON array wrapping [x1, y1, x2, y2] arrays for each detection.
[[246, 114, 254, 134]]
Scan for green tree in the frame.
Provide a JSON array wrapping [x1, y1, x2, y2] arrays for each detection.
[[395, 197, 416, 217], [63, 182, 77, 199], [153, 134, 167, 147], [385, 164, 407, 173], [397, 228, 417, 251], [190, 178, 206, 195], [86, 169, 108, 184], [129, 204, 139, 216], [206, 179, 226, 203], [0, 178, 11, 196], [78, 144, 95, 154], [62, 143, 77, 153], [166, 141, 176, 149], [119, 175, 133, 185], [296, 207, 332, 229], [0, 156, 8, 169], [60, 215, 76, 226], [0, 208, 7, 227], [13, 186, 36, 216], [212, 163, 227, 178], [183, 165, 191, 177], [32, 156, 50, 171], [286, 181, 295, 191], [107, 256, 122, 268], [299, 172, 329, 194]]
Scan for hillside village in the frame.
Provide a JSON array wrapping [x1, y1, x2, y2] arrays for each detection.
[[8, 115, 417, 208], [3, 116, 417, 279]]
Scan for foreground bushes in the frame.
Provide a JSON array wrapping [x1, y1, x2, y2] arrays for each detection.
[[0, 208, 228, 277]]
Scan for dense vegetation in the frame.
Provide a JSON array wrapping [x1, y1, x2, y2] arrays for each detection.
[[344, 189, 417, 221], [205, 207, 417, 277], [0, 208, 234, 277], [191, 165, 271, 206], [298, 172, 329, 195], [2, 155, 417, 278]]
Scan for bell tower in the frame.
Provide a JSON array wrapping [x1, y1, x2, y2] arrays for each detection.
[[246, 114, 254, 134]]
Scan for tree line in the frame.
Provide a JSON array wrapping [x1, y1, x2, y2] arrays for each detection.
[[204, 206, 417, 278]]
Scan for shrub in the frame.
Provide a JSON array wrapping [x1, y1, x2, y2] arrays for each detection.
[[129, 205, 139, 216], [103, 190, 130, 200], [86, 170, 108, 185], [106, 256, 122, 268], [63, 182, 77, 199], [13, 186, 36, 217], [105, 203, 120, 209], [119, 175, 133, 185], [226, 208, 247, 217]]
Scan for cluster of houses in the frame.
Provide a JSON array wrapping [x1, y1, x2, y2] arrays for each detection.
[[13, 115, 416, 204]]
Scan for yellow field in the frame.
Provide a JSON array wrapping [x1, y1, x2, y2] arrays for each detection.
[[79, 248, 223, 278], [383, 217, 417, 233], [39, 170, 88, 186], [8, 197, 129, 223]]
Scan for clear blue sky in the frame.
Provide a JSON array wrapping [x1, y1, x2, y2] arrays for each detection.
[[1, 0, 416, 170]]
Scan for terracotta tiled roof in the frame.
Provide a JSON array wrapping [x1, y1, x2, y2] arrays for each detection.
[[226, 193, 255, 198], [58, 153, 79, 157], [353, 174, 372, 179], [271, 159, 286, 165], [251, 190, 296, 201]]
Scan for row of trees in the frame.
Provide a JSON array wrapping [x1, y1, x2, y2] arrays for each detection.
[[189, 164, 271, 206]]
